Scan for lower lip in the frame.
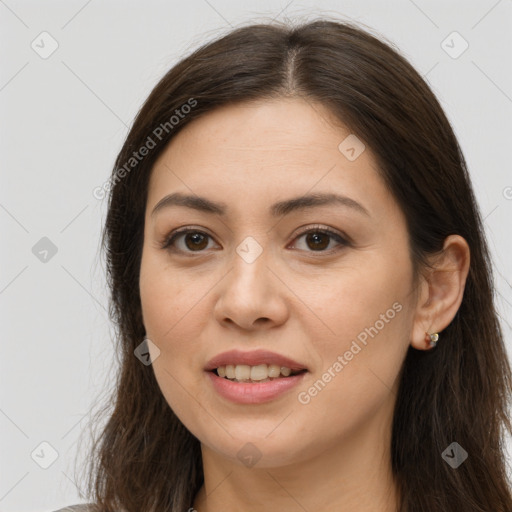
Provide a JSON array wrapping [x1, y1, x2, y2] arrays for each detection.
[[206, 370, 308, 404]]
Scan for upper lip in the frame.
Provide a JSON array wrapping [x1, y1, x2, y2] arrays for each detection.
[[204, 349, 308, 372]]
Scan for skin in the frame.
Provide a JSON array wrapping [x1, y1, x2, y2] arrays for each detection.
[[139, 97, 470, 512]]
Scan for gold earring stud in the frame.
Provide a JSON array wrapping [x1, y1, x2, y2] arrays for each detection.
[[426, 332, 439, 348]]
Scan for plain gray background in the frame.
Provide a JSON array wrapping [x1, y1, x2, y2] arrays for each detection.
[[1, 0, 511, 510]]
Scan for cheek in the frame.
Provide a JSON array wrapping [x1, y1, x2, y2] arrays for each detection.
[[139, 255, 210, 433], [293, 297, 410, 447], [139, 250, 210, 342], [295, 251, 413, 409], [305, 251, 412, 347], [139, 250, 215, 387]]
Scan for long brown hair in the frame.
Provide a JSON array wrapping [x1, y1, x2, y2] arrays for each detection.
[[76, 18, 512, 511]]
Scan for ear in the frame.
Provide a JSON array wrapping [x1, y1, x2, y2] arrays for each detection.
[[410, 234, 470, 350]]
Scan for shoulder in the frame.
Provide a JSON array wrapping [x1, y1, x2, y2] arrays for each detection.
[[52, 505, 98, 512]]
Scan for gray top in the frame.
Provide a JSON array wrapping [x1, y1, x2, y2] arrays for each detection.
[[53, 505, 97, 512]]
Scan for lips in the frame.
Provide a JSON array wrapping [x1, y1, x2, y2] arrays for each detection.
[[204, 349, 308, 372]]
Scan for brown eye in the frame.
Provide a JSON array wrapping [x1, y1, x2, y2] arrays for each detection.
[[162, 229, 215, 253], [183, 232, 209, 251], [291, 227, 348, 253], [304, 232, 330, 251]]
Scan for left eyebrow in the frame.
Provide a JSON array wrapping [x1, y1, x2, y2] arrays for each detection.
[[151, 191, 370, 218], [270, 192, 370, 217]]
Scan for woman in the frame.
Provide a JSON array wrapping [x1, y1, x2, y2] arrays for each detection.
[[59, 18, 512, 512]]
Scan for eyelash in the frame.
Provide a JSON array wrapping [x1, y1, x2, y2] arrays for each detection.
[[160, 224, 350, 256]]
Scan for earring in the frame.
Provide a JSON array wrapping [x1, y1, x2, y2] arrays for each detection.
[[426, 332, 439, 348]]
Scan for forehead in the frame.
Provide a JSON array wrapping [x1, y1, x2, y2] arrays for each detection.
[[147, 98, 390, 219], [158, 97, 358, 162]]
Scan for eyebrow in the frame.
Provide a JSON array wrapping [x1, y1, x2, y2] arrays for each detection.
[[151, 191, 370, 218]]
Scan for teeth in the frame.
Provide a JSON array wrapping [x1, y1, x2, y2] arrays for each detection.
[[268, 364, 281, 378], [235, 364, 251, 381], [250, 364, 268, 381], [280, 367, 291, 377], [215, 363, 301, 381], [225, 364, 236, 379]]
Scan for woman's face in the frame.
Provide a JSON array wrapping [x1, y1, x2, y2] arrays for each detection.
[[139, 98, 419, 467]]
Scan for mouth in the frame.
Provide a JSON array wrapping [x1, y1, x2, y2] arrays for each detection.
[[211, 364, 308, 383], [206, 365, 308, 404], [204, 349, 309, 382]]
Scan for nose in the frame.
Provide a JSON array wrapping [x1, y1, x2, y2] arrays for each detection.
[[213, 249, 289, 331]]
